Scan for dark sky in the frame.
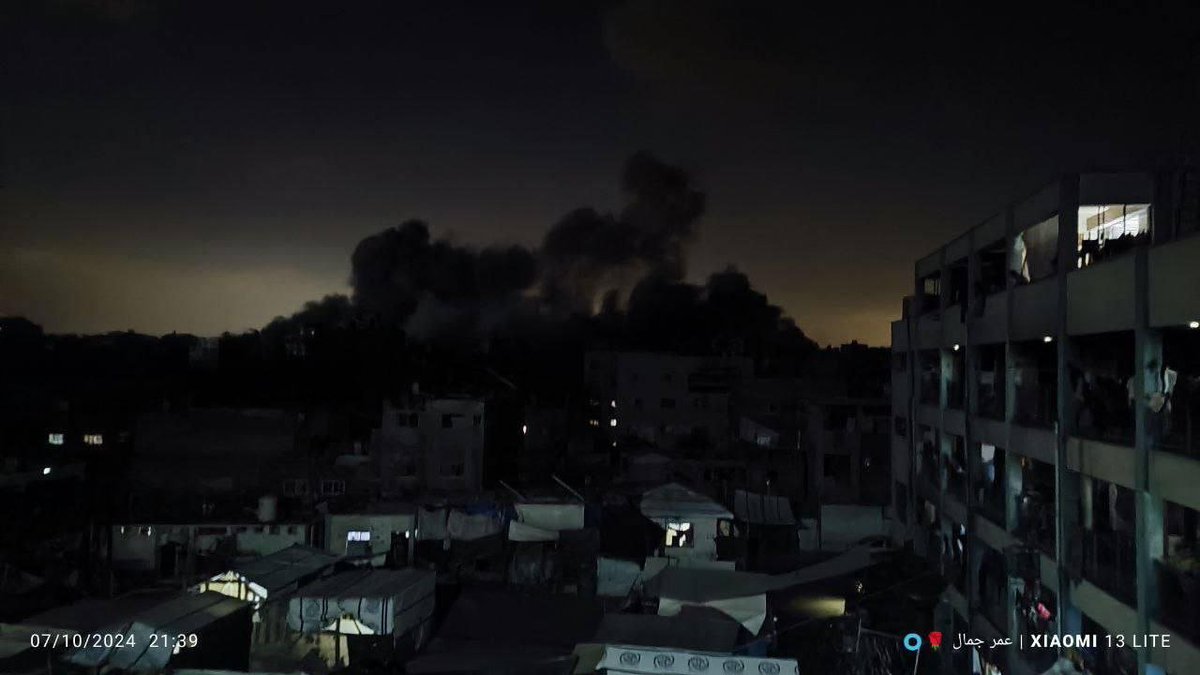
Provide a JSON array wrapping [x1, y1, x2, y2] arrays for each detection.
[[4, 1, 1198, 346]]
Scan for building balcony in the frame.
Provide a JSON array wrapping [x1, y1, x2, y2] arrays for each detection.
[[1015, 495, 1056, 560], [1013, 381, 1057, 429], [1156, 558, 1200, 647], [978, 484, 1006, 528], [1081, 529, 1138, 608], [946, 466, 968, 505], [976, 384, 1005, 421], [1159, 385, 1200, 461]]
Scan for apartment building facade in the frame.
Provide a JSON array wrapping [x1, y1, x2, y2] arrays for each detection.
[[891, 169, 1200, 675]]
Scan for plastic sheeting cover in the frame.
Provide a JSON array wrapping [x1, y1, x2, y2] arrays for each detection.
[[417, 507, 448, 541], [286, 569, 435, 637], [594, 645, 798, 675], [447, 510, 503, 541], [596, 557, 642, 597], [515, 503, 585, 531], [509, 520, 560, 542], [732, 490, 796, 526], [640, 483, 732, 520], [657, 594, 767, 635]]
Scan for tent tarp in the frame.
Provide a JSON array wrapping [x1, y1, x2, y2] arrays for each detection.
[[446, 510, 503, 541], [645, 546, 875, 603], [593, 645, 798, 675], [733, 490, 796, 526], [63, 592, 249, 672], [509, 520, 560, 542], [286, 568, 434, 637], [597, 557, 642, 597], [199, 544, 339, 601], [657, 594, 766, 635], [515, 503, 585, 531], [640, 483, 732, 520], [417, 507, 448, 541]]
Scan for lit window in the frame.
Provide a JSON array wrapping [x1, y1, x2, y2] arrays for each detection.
[[346, 530, 371, 542], [665, 522, 693, 548], [48, 433, 64, 446], [609, 418, 617, 427], [83, 434, 104, 446]]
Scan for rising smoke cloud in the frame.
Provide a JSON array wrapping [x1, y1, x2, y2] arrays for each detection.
[[345, 151, 703, 340], [271, 151, 813, 362]]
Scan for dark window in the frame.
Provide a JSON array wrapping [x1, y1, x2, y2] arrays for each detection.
[[661, 398, 676, 409], [441, 414, 453, 429], [894, 482, 909, 524], [409, 413, 419, 427], [472, 414, 481, 427], [893, 416, 908, 436], [824, 454, 851, 478], [663, 371, 674, 383], [633, 398, 644, 410]]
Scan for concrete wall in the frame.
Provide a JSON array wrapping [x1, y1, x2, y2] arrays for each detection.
[[1067, 254, 1137, 335], [1149, 234, 1200, 328], [1149, 450, 1200, 512], [1066, 438, 1136, 490], [1010, 279, 1058, 341]]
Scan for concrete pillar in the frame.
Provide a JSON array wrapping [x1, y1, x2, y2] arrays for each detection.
[[1006, 459, 1023, 532], [1135, 235, 1164, 674]]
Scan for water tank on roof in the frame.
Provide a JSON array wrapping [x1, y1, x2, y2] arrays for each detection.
[[257, 494, 278, 523]]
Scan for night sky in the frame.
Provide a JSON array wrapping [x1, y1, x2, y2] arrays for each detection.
[[4, 1, 1198, 346]]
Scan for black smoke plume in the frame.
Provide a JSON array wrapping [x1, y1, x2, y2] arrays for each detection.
[[270, 152, 814, 370]]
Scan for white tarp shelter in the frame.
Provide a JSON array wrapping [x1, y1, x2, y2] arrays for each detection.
[[733, 489, 796, 526], [592, 644, 798, 675], [509, 502, 585, 542], [286, 568, 434, 637], [63, 592, 250, 672], [419, 508, 503, 542], [193, 544, 339, 607]]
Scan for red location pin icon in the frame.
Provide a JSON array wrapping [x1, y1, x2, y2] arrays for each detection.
[[928, 632, 943, 651]]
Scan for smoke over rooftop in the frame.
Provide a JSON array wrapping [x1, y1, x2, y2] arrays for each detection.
[[273, 152, 813, 363]]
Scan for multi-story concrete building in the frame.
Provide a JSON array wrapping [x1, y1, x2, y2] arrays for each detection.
[[372, 395, 485, 495], [583, 350, 753, 455], [891, 169, 1200, 675]]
